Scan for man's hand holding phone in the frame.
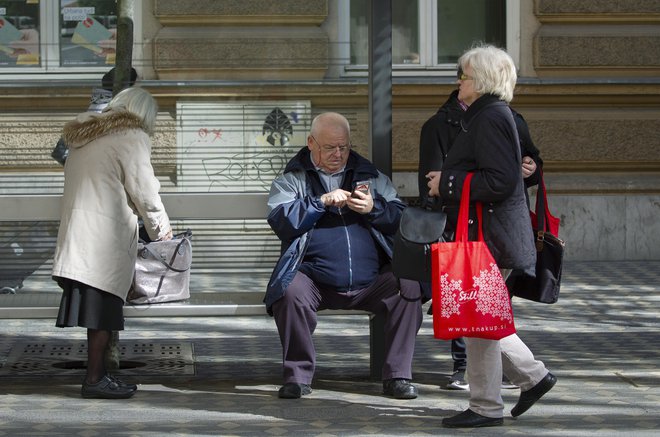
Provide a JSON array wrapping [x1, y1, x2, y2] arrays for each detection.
[[347, 180, 373, 214], [319, 181, 373, 214]]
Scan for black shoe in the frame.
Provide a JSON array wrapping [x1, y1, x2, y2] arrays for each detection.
[[442, 409, 503, 428], [81, 375, 137, 399], [107, 374, 138, 391], [382, 378, 418, 399], [511, 372, 557, 417], [445, 369, 469, 390], [278, 382, 312, 399]]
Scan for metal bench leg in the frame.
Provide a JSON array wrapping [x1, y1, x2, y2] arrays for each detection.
[[105, 331, 120, 370], [369, 313, 385, 381]]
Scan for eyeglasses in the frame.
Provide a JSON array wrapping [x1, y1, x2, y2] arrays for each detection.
[[457, 69, 473, 81], [311, 135, 351, 154]]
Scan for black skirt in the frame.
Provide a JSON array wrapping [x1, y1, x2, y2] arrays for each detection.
[[55, 277, 125, 331]]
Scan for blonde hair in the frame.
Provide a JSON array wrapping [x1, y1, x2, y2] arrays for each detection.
[[458, 44, 517, 103], [106, 87, 158, 134]]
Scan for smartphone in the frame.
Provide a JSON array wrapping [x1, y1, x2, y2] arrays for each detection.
[[352, 180, 371, 198]]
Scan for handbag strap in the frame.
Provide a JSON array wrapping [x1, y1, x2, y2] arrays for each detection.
[[534, 169, 553, 233], [141, 236, 192, 273], [455, 173, 484, 243]]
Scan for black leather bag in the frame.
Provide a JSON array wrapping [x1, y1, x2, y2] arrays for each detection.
[[507, 173, 565, 304], [508, 231, 564, 303], [51, 138, 69, 165], [392, 207, 447, 282]]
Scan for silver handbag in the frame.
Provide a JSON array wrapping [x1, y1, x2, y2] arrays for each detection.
[[127, 230, 192, 304]]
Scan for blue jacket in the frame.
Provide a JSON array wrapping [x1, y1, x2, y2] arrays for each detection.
[[264, 147, 406, 309]]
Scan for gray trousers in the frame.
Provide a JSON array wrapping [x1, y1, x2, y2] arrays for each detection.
[[465, 269, 549, 418], [272, 270, 423, 385]]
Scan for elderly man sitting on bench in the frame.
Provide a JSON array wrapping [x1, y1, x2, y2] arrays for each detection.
[[265, 112, 423, 399]]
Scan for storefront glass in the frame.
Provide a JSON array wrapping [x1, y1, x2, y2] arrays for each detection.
[[0, 1, 40, 68], [60, 0, 117, 67]]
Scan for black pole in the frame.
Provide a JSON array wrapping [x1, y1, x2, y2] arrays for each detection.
[[367, 0, 392, 380], [113, 0, 134, 95], [368, 0, 393, 179], [106, 0, 135, 373]]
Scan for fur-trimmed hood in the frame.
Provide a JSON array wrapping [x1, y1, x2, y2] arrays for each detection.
[[62, 109, 146, 149]]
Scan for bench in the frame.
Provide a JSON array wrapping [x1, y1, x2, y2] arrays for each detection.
[[0, 193, 385, 379]]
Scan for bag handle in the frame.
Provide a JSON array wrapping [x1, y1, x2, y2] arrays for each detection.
[[455, 173, 484, 243], [141, 235, 192, 273], [533, 169, 556, 234]]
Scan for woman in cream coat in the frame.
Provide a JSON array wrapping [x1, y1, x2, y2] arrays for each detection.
[[52, 87, 172, 399]]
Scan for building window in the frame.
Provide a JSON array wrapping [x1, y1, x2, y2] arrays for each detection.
[[60, 0, 117, 68], [0, 1, 40, 68], [1, 0, 130, 74], [349, 0, 420, 65], [436, 0, 506, 64], [343, 0, 514, 76]]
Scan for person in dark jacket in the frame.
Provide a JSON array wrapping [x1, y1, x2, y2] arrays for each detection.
[[425, 45, 557, 428], [419, 90, 543, 390], [266, 112, 423, 400]]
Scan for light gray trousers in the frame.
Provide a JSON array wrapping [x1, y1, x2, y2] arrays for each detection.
[[465, 269, 549, 418]]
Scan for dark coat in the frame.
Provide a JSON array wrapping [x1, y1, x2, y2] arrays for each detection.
[[512, 110, 543, 189], [418, 90, 464, 208], [418, 90, 543, 206], [439, 94, 536, 273]]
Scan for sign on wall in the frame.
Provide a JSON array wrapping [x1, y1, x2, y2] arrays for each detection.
[[176, 101, 311, 192]]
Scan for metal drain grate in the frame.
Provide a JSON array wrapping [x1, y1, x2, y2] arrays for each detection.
[[0, 340, 195, 376]]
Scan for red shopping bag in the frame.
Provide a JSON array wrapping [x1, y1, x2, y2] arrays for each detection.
[[431, 173, 516, 341]]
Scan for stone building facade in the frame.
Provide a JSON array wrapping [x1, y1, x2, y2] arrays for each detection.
[[1, 0, 659, 261]]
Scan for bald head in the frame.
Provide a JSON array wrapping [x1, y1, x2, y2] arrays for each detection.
[[310, 112, 351, 139], [307, 112, 352, 174]]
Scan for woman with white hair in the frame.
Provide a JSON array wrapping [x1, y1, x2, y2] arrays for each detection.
[[52, 87, 172, 399], [427, 44, 557, 428]]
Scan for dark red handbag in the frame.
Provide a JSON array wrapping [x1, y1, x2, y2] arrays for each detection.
[[431, 173, 516, 340], [508, 170, 565, 304], [530, 169, 560, 237]]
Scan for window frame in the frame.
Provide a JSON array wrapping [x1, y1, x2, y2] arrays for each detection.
[[0, 1, 142, 81], [339, 0, 520, 78]]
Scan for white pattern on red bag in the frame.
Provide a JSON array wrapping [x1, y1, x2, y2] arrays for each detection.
[[473, 263, 514, 322], [439, 274, 462, 318], [439, 263, 512, 322]]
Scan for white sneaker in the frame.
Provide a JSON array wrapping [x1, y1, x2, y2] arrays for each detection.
[[502, 376, 518, 389]]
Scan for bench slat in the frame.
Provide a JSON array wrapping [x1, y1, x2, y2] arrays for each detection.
[[0, 291, 369, 319]]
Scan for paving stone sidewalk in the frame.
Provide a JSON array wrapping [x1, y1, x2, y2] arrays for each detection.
[[0, 261, 658, 436]]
